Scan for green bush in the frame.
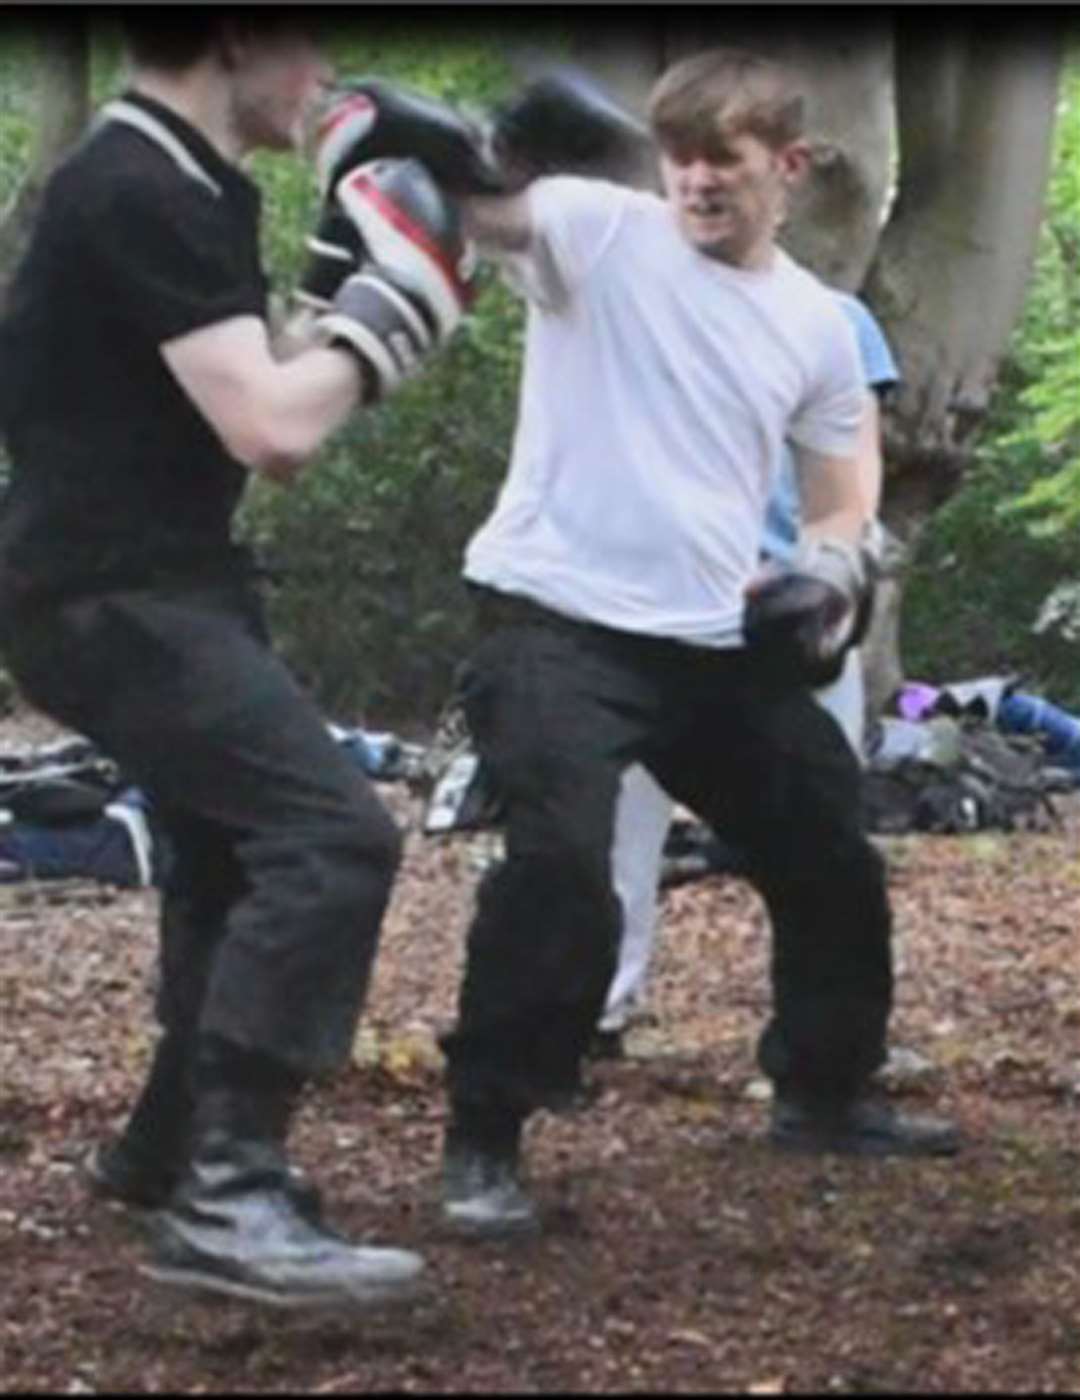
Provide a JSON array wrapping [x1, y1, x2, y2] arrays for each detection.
[[240, 22, 540, 728], [243, 269, 524, 726], [0, 25, 36, 206], [901, 436, 1080, 707]]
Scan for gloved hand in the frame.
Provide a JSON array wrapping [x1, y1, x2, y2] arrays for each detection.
[[312, 157, 477, 402], [488, 66, 653, 187], [314, 67, 653, 201], [296, 66, 652, 318], [295, 78, 499, 315], [313, 77, 504, 199], [743, 532, 878, 689]]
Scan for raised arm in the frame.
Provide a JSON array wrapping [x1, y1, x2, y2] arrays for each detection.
[[460, 189, 535, 255], [161, 317, 361, 481], [291, 68, 650, 296], [164, 159, 474, 483]]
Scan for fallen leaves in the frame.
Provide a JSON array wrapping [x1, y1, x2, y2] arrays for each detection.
[[2, 708, 1080, 1393]]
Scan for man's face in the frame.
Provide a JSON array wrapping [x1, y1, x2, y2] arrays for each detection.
[[659, 128, 808, 269], [229, 26, 333, 153]]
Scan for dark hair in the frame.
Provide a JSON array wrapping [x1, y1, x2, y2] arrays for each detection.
[[116, 7, 318, 73], [648, 47, 806, 157]]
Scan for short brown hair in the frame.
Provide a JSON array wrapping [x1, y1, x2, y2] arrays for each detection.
[[648, 47, 806, 157], [116, 8, 319, 73]]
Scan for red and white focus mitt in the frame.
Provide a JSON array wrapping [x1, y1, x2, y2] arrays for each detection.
[[314, 157, 476, 400]]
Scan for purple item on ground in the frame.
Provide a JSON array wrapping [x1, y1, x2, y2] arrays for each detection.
[[897, 682, 940, 722]]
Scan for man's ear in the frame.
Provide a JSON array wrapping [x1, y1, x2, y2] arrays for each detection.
[[215, 19, 251, 74], [778, 139, 812, 187]]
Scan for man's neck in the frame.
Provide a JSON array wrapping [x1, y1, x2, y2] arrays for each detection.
[[132, 67, 244, 166], [730, 240, 777, 273], [699, 237, 778, 274]]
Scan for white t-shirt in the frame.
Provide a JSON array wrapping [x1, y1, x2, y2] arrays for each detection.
[[464, 176, 863, 648]]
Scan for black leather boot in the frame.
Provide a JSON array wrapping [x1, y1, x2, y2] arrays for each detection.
[[440, 1106, 538, 1238], [86, 1031, 327, 1225], [85, 1030, 191, 1210], [769, 1089, 961, 1157], [140, 1039, 425, 1309]]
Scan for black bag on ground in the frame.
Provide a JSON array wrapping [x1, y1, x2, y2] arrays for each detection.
[[861, 716, 1066, 835], [0, 740, 155, 886]]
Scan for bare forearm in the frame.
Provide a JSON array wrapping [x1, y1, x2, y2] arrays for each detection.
[[162, 316, 364, 482], [254, 345, 364, 477]]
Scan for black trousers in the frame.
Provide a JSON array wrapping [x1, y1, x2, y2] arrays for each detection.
[[440, 591, 893, 1118], [0, 580, 401, 1076]]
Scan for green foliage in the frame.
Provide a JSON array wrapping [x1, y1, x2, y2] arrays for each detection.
[[998, 58, 1080, 537], [244, 270, 524, 724], [241, 24, 545, 726], [902, 436, 1080, 707], [902, 55, 1080, 709], [0, 25, 36, 207]]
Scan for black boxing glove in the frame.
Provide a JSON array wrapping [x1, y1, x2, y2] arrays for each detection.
[[314, 77, 505, 199], [743, 534, 877, 689], [489, 66, 653, 187], [298, 80, 492, 318], [313, 158, 476, 401]]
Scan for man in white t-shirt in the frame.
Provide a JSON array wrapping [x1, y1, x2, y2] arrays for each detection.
[[438, 48, 958, 1237]]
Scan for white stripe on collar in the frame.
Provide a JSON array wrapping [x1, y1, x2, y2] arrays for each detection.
[[98, 99, 223, 198]]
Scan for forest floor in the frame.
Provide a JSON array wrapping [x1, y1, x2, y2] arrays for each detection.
[[2, 709, 1080, 1394]]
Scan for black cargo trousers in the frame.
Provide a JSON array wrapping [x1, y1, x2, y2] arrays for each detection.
[[440, 589, 893, 1118], [0, 577, 401, 1075]]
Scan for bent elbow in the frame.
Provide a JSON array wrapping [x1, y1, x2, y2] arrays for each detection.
[[219, 408, 316, 482], [246, 435, 310, 483]]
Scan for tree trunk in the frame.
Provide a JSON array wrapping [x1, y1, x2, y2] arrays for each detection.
[[866, 16, 1063, 499], [858, 14, 1064, 713], [0, 16, 90, 306]]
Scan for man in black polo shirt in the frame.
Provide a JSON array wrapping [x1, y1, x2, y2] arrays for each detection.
[[0, 10, 474, 1309]]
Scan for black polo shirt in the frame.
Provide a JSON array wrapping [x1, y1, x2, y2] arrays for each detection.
[[0, 89, 270, 604]]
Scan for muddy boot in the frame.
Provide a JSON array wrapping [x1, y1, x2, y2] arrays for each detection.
[[441, 1106, 537, 1238], [141, 1039, 424, 1309], [770, 1089, 961, 1158]]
